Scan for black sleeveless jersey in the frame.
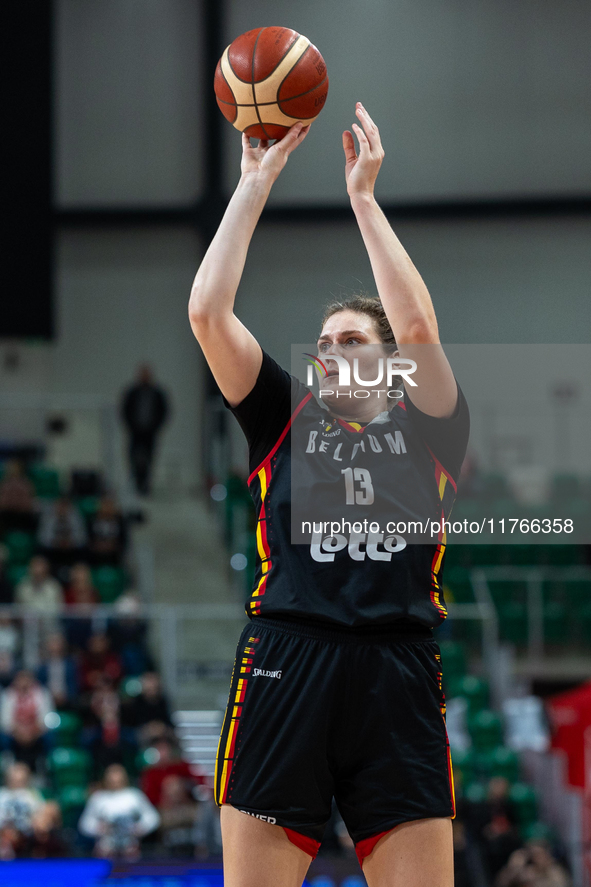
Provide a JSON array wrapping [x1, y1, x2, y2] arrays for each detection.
[[226, 350, 470, 630]]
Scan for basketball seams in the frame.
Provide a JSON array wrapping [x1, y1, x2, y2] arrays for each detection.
[[253, 27, 300, 82], [216, 60, 238, 123], [215, 28, 327, 137], [251, 28, 270, 139], [277, 75, 328, 107], [226, 29, 264, 84]]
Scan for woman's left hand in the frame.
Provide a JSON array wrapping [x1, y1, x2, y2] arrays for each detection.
[[343, 103, 384, 199]]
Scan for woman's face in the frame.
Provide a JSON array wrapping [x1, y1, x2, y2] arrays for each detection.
[[317, 310, 393, 417]]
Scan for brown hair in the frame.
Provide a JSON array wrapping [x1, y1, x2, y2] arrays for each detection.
[[320, 294, 396, 347]]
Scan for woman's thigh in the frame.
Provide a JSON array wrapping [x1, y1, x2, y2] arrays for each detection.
[[221, 805, 313, 887], [363, 817, 453, 887]]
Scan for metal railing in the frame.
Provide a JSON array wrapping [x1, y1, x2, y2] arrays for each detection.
[[1, 600, 502, 704], [470, 565, 591, 660]]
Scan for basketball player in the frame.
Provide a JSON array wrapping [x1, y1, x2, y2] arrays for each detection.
[[188, 104, 469, 887]]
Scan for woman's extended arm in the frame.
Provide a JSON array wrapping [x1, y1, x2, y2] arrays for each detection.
[[189, 123, 310, 406], [343, 103, 458, 418]]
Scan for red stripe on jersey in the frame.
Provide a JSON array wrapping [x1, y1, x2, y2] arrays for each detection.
[[247, 392, 313, 485], [425, 444, 457, 493]]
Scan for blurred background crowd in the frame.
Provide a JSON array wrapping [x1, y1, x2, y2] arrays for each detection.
[[2, 0, 591, 884]]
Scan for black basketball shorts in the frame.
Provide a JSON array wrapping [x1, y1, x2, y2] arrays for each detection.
[[214, 617, 455, 865]]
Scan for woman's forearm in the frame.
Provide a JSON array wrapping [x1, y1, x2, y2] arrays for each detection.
[[189, 172, 273, 320], [350, 192, 438, 343]]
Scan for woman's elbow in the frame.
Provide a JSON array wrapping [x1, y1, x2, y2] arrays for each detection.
[[398, 318, 439, 345]]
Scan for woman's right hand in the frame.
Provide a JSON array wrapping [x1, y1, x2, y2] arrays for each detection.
[[241, 122, 311, 184]]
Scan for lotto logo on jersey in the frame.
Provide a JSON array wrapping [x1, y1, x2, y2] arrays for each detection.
[[310, 529, 406, 562]]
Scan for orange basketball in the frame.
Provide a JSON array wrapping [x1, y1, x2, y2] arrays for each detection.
[[214, 26, 329, 140]]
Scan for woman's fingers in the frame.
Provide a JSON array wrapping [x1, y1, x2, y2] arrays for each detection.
[[352, 122, 370, 156], [280, 122, 311, 156], [355, 103, 382, 153], [342, 130, 357, 163]]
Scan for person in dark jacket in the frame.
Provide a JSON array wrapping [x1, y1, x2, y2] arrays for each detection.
[[36, 633, 79, 710], [121, 365, 169, 496]]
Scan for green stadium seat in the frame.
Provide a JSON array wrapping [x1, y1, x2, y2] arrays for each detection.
[[438, 640, 466, 683], [120, 676, 143, 699], [3, 531, 35, 565], [564, 580, 591, 608], [462, 781, 488, 804], [543, 546, 584, 567], [482, 473, 510, 499], [445, 567, 473, 602], [450, 747, 476, 787], [448, 675, 489, 713], [48, 711, 82, 748], [488, 745, 520, 782], [441, 545, 472, 569], [506, 545, 539, 566], [47, 747, 92, 789], [490, 498, 517, 520], [498, 601, 528, 645], [91, 565, 127, 603], [58, 784, 88, 828], [509, 782, 538, 829], [551, 474, 581, 500], [577, 603, 591, 650], [488, 580, 525, 608], [468, 709, 504, 751], [28, 464, 61, 498], [6, 563, 28, 587], [135, 746, 160, 773], [77, 496, 100, 519], [522, 821, 556, 843], [543, 600, 569, 645], [468, 545, 503, 567]]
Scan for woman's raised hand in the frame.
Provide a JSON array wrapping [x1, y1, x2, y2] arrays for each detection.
[[241, 122, 311, 184], [343, 103, 385, 198]]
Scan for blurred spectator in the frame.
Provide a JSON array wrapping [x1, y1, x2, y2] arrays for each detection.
[[121, 365, 169, 496], [0, 762, 44, 858], [29, 800, 68, 858], [0, 670, 54, 770], [78, 763, 160, 860], [80, 634, 123, 693], [63, 579, 96, 652], [495, 838, 571, 887], [477, 777, 522, 880], [36, 633, 79, 710], [0, 460, 37, 535], [0, 651, 17, 689], [14, 556, 63, 626], [122, 672, 172, 741], [64, 562, 99, 606], [0, 615, 20, 686], [0, 544, 14, 605], [88, 496, 127, 566], [38, 496, 87, 568], [108, 593, 153, 676], [82, 676, 137, 774], [140, 737, 206, 807], [157, 774, 197, 857], [452, 819, 473, 887]]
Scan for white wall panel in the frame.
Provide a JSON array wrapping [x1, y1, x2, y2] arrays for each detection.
[[55, 227, 203, 489], [229, 216, 591, 361], [224, 0, 591, 204], [55, 0, 204, 206]]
